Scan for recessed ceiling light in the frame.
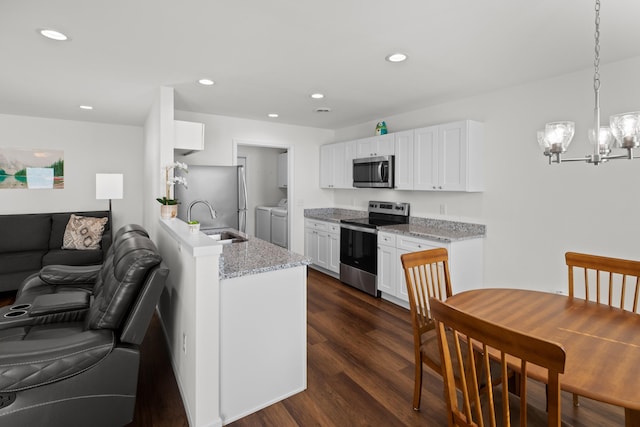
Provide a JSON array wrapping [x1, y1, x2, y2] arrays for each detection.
[[268, 113, 279, 118], [198, 79, 215, 86], [79, 105, 93, 110], [385, 53, 408, 63], [39, 29, 69, 41], [314, 107, 331, 113], [310, 93, 324, 99]]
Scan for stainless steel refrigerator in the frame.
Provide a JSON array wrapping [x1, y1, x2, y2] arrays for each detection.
[[174, 165, 248, 232]]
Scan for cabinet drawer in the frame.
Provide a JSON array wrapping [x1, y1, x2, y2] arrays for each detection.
[[305, 219, 329, 231], [328, 223, 340, 234], [378, 232, 396, 246], [397, 235, 442, 252]]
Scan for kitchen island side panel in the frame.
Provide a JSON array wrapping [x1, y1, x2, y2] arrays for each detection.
[[219, 265, 307, 424]]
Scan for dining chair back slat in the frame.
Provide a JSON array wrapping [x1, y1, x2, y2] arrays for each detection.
[[430, 298, 566, 427], [566, 252, 640, 313]]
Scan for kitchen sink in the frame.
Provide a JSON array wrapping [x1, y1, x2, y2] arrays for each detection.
[[201, 228, 248, 244]]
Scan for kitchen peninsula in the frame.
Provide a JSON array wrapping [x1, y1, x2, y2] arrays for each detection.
[[155, 219, 310, 427]]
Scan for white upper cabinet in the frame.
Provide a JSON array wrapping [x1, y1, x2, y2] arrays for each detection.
[[320, 141, 354, 189], [413, 125, 440, 190], [394, 130, 416, 190], [174, 120, 205, 151], [277, 152, 288, 188], [399, 120, 484, 192], [356, 134, 395, 158], [322, 119, 483, 192]]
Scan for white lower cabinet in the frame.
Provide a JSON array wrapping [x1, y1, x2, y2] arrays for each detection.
[[377, 231, 483, 309], [305, 219, 340, 276]]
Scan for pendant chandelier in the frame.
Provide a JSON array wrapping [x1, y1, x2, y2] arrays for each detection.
[[537, 0, 640, 165]]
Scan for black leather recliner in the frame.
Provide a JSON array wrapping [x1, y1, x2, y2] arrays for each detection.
[[15, 223, 150, 302], [0, 229, 168, 427]]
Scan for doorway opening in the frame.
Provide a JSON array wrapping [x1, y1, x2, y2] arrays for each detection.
[[233, 140, 292, 249]]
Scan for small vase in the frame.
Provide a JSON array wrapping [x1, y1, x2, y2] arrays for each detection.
[[188, 223, 200, 233], [160, 205, 178, 219]]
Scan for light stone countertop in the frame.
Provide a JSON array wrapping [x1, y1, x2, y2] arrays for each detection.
[[219, 237, 310, 280], [161, 218, 309, 279], [304, 208, 486, 243], [303, 207, 368, 223]]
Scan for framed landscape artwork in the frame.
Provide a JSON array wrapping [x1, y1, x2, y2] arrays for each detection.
[[0, 147, 64, 189]]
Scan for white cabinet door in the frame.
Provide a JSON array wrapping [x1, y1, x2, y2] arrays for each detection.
[[378, 232, 398, 299], [316, 232, 330, 269], [277, 152, 288, 188], [394, 130, 414, 190], [319, 144, 333, 188], [304, 227, 319, 264], [320, 142, 348, 189], [331, 143, 346, 188], [377, 244, 396, 295], [342, 140, 356, 189], [328, 231, 340, 273], [413, 126, 439, 190], [439, 121, 467, 191], [174, 120, 204, 150], [396, 248, 412, 303], [356, 134, 395, 158], [376, 134, 395, 156]]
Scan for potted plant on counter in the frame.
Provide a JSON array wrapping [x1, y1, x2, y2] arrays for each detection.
[[187, 220, 200, 233], [157, 162, 188, 219]]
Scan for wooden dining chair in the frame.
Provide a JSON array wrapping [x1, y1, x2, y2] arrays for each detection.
[[400, 248, 453, 411], [430, 297, 567, 427], [566, 251, 640, 312], [566, 251, 640, 406]]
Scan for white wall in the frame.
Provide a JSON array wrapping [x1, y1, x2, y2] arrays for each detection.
[[333, 56, 640, 293], [143, 87, 175, 240], [174, 111, 334, 253], [0, 113, 143, 230]]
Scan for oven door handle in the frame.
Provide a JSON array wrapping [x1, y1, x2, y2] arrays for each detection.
[[340, 223, 377, 234]]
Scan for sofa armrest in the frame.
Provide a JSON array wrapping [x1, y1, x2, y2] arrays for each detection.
[[39, 264, 101, 285], [0, 327, 113, 392], [29, 292, 90, 316]]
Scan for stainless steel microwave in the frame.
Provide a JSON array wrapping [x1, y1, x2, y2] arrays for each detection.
[[353, 155, 394, 188]]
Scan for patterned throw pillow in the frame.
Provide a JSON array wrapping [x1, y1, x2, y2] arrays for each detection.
[[62, 214, 108, 250]]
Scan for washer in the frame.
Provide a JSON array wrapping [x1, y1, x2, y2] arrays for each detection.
[[255, 206, 273, 242]]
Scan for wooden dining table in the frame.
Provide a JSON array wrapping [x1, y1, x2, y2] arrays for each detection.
[[445, 288, 640, 427]]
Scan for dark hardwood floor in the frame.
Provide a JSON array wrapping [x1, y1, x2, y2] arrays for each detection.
[[0, 270, 625, 426]]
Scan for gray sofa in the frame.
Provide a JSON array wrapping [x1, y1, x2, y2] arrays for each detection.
[[0, 211, 111, 293]]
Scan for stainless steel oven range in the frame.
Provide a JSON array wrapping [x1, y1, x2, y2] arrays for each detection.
[[340, 201, 410, 296]]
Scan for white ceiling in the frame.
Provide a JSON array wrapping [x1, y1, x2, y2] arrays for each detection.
[[2, 0, 640, 130]]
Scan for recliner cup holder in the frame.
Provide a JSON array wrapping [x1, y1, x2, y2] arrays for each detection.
[[4, 310, 27, 318], [10, 304, 31, 311]]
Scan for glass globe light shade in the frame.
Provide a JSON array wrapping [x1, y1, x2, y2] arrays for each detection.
[[588, 126, 614, 155], [544, 121, 575, 153], [610, 112, 640, 149], [537, 130, 552, 155]]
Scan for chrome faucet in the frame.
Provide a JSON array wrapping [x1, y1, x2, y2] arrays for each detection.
[[188, 200, 216, 222]]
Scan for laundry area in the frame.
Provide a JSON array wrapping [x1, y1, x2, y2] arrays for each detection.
[[256, 198, 288, 248]]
